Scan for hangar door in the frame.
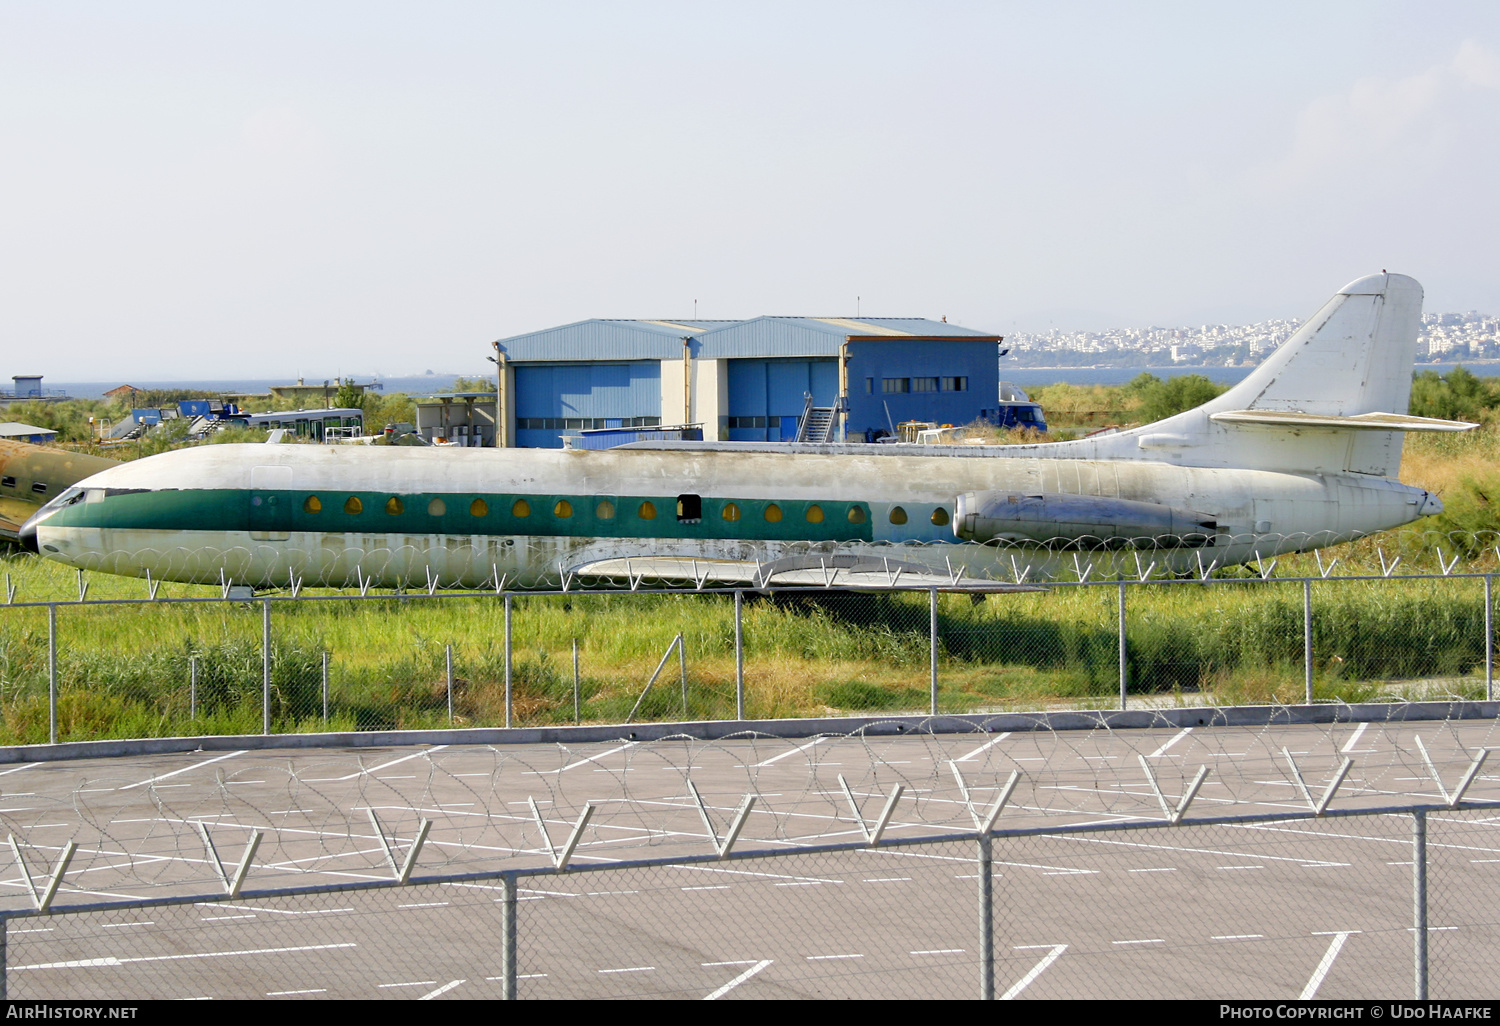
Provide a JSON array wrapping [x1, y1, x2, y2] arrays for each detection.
[[515, 362, 661, 448], [726, 359, 839, 442]]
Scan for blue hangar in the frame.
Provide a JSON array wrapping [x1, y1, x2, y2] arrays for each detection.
[[490, 315, 1004, 448]]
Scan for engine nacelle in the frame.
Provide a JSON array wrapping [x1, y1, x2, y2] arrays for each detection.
[[953, 491, 1219, 548]]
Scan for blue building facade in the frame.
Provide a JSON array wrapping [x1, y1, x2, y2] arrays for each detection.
[[491, 316, 1002, 448]]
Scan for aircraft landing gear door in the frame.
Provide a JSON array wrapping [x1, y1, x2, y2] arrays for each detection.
[[250, 465, 294, 541]]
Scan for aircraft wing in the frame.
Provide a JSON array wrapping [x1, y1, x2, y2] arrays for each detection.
[[1209, 409, 1477, 432], [568, 554, 1044, 592]]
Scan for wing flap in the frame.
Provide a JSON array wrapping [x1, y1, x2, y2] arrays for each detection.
[[569, 555, 1042, 592]]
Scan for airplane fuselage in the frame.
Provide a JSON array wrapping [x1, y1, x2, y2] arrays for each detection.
[[21, 443, 1436, 589]]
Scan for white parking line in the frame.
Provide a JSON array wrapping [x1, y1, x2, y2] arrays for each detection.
[[805, 954, 863, 961], [556, 742, 637, 773], [1213, 934, 1264, 941], [598, 966, 655, 974], [1149, 728, 1193, 758], [419, 979, 465, 1000], [912, 949, 965, 955], [268, 989, 326, 996], [118, 751, 245, 790], [1341, 722, 1370, 754], [1112, 939, 1164, 945], [705, 959, 773, 1000], [379, 980, 437, 989], [1002, 944, 1066, 1000], [955, 733, 1012, 763], [321, 747, 450, 783], [15, 942, 357, 971], [1301, 932, 1354, 999], [755, 737, 827, 768]]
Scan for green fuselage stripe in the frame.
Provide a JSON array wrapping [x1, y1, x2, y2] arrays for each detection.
[[46, 488, 883, 543]]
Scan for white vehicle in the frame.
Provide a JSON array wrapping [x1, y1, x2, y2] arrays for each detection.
[[20, 273, 1471, 591]]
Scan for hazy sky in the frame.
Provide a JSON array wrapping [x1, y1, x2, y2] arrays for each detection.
[[3, 1, 1499, 379]]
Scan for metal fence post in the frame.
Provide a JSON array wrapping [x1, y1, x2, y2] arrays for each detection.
[[47, 603, 57, 745], [1303, 578, 1313, 704], [679, 629, 688, 717], [929, 587, 939, 716], [572, 639, 580, 724], [504, 593, 513, 729], [0, 915, 8, 1000], [262, 598, 272, 734], [190, 655, 198, 721], [321, 651, 329, 724], [1118, 580, 1127, 711], [446, 643, 454, 726], [1486, 574, 1494, 703], [978, 834, 994, 1000], [1414, 808, 1428, 1000], [734, 590, 745, 720], [501, 873, 518, 1000]]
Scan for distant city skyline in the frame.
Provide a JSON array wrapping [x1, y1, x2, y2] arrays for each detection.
[[2, 2, 1498, 378]]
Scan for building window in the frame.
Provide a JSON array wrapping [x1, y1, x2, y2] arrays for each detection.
[[912, 377, 939, 392], [942, 376, 968, 391], [865, 378, 873, 394], [882, 378, 910, 393]]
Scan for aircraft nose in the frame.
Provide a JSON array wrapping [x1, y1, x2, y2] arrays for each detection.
[[1418, 491, 1444, 517], [17, 516, 40, 553]]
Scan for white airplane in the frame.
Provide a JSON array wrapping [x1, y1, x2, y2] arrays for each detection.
[[19, 272, 1471, 592]]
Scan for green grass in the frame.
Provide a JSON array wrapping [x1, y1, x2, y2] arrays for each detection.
[[1, 546, 1496, 741]]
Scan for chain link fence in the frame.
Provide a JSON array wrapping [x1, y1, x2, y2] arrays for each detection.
[[1, 804, 1493, 999], [1, 570, 1498, 743]]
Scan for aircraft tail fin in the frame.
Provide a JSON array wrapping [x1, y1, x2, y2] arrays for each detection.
[[1058, 273, 1429, 476]]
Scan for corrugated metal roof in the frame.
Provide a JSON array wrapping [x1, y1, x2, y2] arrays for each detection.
[[495, 316, 997, 363]]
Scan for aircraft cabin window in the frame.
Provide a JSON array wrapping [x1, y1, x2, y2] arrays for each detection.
[[344, 497, 363, 515], [554, 500, 573, 518], [677, 494, 702, 523], [806, 504, 824, 524], [639, 500, 657, 520], [889, 506, 907, 525], [428, 498, 446, 517], [722, 502, 740, 522], [1, 476, 14, 489], [847, 505, 867, 524], [510, 499, 528, 517], [931, 507, 950, 526], [472, 498, 490, 517], [304, 496, 322, 514], [764, 503, 782, 523], [596, 499, 615, 519], [386, 497, 404, 515], [32, 483, 47, 495]]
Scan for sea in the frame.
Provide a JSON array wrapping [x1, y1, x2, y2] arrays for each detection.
[[36, 375, 491, 401], [999, 361, 1500, 389]]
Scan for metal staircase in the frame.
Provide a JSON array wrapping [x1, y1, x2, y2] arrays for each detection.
[[795, 394, 846, 443]]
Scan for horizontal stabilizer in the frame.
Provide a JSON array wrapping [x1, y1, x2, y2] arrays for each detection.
[[570, 555, 1043, 592], [1209, 410, 1476, 432]]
